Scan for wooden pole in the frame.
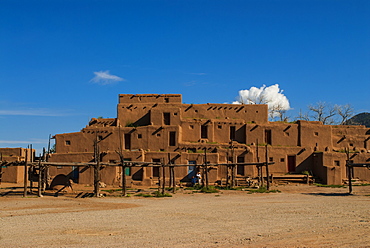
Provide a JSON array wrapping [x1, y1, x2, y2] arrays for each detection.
[[118, 126, 126, 196], [122, 163, 127, 196], [226, 165, 229, 188], [45, 137, 51, 191], [38, 160, 43, 197], [94, 138, 100, 197], [158, 164, 162, 192], [265, 144, 270, 190], [171, 166, 176, 193], [348, 164, 352, 194], [0, 153, 3, 185], [231, 142, 235, 188], [256, 139, 263, 186], [168, 153, 172, 189], [23, 147, 28, 197], [345, 147, 352, 194], [204, 148, 209, 189], [29, 145, 33, 194], [161, 159, 165, 194]]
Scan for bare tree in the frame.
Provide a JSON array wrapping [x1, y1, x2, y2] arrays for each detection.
[[308, 101, 337, 125], [270, 103, 289, 121], [295, 109, 310, 121], [336, 104, 354, 125]]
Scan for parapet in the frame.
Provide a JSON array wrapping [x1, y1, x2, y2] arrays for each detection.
[[119, 94, 182, 104]]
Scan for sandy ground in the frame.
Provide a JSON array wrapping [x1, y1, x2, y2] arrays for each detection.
[[1, 183, 370, 248]]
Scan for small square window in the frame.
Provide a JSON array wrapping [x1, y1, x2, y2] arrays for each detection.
[[189, 125, 194, 129], [65, 140, 71, 145], [157, 133, 161, 137], [138, 134, 142, 139], [174, 112, 178, 116], [280, 158, 285, 162], [218, 125, 222, 129], [314, 132, 319, 136], [269, 157, 273, 162]]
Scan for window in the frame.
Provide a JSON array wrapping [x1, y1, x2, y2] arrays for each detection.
[[163, 112, 171, 125], [169, 131, 176, 146], [152, 159, 161, 177], [218, 125, 222, 129], [65, 140, 71, 146], [188, 161, 196, 179], [334, 160, 340, 166], [237, 156, 245, 175], [314, 132, 319, 136], [124, 133, 131, 150], [125, 167, 131, 176], [265, 130, 272, 145], [138, 134, 142, 139], [164, 97, 169, 103], [152, 167, 159, 177], [98, 135, 103, 141], [230, 126, 236, 140], [280, 158, 285, 162], [201, 125, 208, 139], [189, 125, 194, 129]]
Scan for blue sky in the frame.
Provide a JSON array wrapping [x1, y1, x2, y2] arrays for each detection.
[[1, 0, 369, 154]]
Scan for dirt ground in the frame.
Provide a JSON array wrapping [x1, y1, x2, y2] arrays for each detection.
[[1, 183, 370, 248]]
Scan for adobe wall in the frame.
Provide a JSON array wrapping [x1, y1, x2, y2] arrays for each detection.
[[0, 148, 35, 183], [298, 121, 332, 150], [331, 125, 370, 151], [119, 94, 182, 104], [181, 104, 268, 124], [1, 166, 24, 183], [44, 94, 370, 186], [246, 123, 299, 147], [0, 147, 35, 162]]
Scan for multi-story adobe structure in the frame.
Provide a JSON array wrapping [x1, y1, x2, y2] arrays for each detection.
[[0, 147, 35, 183], [43, 93, 370, 186]]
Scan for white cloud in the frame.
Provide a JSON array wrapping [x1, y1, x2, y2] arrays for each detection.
[[0, 140, 46, 144], [0, 109, 66, 116], [90, 70, 124, 85], [234, 84, 290, 118]]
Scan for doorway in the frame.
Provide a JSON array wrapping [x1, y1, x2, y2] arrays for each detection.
[[287, 155, 296, 173]]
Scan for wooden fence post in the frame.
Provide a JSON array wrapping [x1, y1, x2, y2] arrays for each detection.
[[23, 148, 28, 197], [265, 145, 270, 190]]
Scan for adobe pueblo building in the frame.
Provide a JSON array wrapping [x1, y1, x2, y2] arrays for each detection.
[[47, 94, 370, 186]]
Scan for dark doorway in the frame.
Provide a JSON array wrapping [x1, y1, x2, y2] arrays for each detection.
[[71, 166, 79, 183], [287, 155, 296, 172], [124, 133, 131, 150], [163, 112, 171, 125], [230, 126, 236, 141], [169, 131, 176, 146], [237, 156, 245, 175], [265, 129, 272, 145], [201, 125, 208, 139], [152, 159, 161, 177]]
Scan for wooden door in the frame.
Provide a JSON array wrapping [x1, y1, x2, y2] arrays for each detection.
[[287, 155, 296, 173]]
